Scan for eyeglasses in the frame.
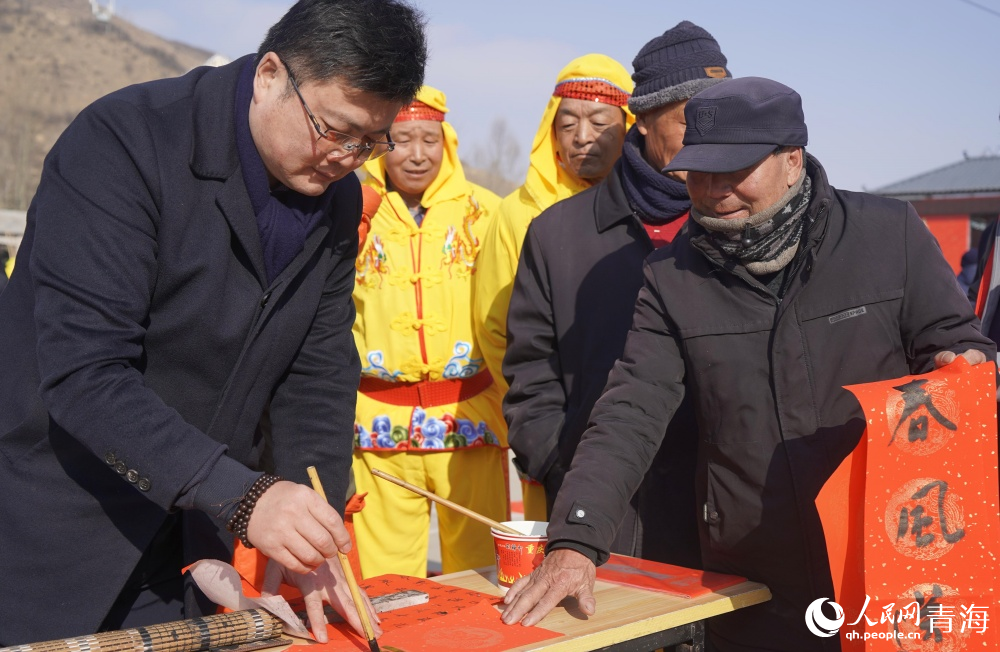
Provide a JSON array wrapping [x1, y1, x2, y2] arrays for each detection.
[[283, 61, 394, 162]]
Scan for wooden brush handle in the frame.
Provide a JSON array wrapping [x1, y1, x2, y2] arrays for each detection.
[[370, 468, 523, 535], [306, 466, 378, 648]]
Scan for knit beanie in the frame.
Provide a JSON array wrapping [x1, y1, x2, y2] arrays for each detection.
[[629, 20, 731, 115]]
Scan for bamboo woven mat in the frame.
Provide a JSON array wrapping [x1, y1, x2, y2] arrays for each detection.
[[0, 609, 289, 652]]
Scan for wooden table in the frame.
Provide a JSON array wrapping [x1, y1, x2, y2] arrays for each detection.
[[431, 568, 770, 652]]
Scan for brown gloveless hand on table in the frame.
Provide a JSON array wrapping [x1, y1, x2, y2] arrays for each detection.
[[500, 548, 597, 627]]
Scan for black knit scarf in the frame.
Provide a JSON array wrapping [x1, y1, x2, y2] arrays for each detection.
[[617, 125, 690, 224], [690, 170, 811, 274]]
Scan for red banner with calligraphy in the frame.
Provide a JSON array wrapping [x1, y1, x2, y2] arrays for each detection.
[[818, 358, 999, 651]]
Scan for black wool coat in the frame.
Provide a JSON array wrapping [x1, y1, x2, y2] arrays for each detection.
[[548, 157, 994, 652], [504, 168, 701, 566], [0, 57, 361, 642]]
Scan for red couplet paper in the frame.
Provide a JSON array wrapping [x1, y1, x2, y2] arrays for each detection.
[[290, 574, 501, 630], [223, 550, 553, 650], [265, 574, 557, 651], [297, 599, 561, 652], [595, 553, 746, 599], [377, 600, 560, 652], [821, 358, 1000, 651]]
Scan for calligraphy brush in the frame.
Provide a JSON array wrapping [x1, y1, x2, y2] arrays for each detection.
[[371, 468, 522, 535], [306, 466, 381, 652]]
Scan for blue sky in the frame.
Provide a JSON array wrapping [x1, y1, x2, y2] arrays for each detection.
[[115, 0, 1000, 191]]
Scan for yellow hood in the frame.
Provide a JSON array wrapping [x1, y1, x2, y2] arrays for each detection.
[[522, 53, 635, 212], [363, 85, 468, 208]]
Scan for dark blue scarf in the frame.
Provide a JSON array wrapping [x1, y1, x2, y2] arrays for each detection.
[[617, 125, 690, 225], [234, 58, 337, 285]]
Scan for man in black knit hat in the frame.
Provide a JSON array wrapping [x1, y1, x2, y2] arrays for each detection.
[[502, 20, 730, 565], [500, 77, 992, 651]]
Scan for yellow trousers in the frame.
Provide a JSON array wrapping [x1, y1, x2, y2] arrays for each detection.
[[520, 480, 548, 522], [353, 446, 508, 578]]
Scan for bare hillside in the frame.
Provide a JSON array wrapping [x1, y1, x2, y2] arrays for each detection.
[[0, 0, 215, 208]]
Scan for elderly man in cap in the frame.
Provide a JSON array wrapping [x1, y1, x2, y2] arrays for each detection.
[[475, 53, 633, 521], [499, 77, 992, 651], [501, 21, 729, 566]]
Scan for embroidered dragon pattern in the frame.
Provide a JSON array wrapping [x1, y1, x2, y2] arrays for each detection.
[[440, 197, 483, 277], [356, 234, 389, 288]]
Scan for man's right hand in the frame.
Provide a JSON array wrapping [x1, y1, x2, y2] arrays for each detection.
[[247, 481, 381, 642], [246, 480, 350, 573], [501, 548, 597, 627]]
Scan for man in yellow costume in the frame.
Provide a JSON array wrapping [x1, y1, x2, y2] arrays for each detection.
[[474, 54, 634, 520], [352, 86, 506, 578]]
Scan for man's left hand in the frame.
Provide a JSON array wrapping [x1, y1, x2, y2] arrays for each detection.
[[501, 548, 596, 627], [262, 556, 381, 643], [934, 348, 988, 368]]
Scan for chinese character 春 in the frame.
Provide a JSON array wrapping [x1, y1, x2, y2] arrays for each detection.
[[890, 379, 957, 445]]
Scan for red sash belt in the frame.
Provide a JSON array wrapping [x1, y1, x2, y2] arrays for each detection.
[[359, 370, 493, 407]]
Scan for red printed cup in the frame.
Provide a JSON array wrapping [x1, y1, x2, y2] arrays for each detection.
[[491, 521, 548, 592]]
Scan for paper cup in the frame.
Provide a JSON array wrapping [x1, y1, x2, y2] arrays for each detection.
[[491, 520, 548, 592]]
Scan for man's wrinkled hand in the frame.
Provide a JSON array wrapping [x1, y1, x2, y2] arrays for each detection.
[[501, 548, 597, 627], [934, 348, 988, 369], [262, 557, 381, 643], [246, 480, 351, 573]]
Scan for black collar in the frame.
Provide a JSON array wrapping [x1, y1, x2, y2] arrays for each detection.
[[594, 169, 636, 234], [190, 55, 253, 180]]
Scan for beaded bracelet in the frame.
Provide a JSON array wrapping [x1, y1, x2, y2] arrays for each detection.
[[226, 474, 282, 549]]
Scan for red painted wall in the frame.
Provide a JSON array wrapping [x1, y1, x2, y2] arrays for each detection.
[[922, 214, 969, 274]]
